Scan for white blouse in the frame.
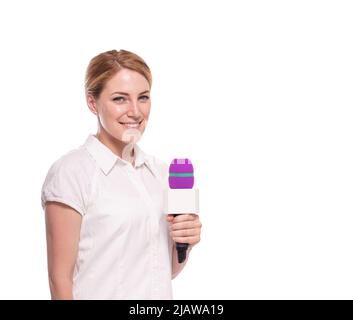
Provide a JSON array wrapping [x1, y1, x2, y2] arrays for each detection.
[[41, 134, 174, 299]]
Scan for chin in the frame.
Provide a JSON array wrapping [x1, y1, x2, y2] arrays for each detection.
[[120, 128, 143, 144]]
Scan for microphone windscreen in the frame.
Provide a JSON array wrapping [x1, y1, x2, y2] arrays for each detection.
[[168, 158, 194, 189]]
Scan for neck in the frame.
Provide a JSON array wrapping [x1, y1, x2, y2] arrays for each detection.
[[95, 129, 135, 166]]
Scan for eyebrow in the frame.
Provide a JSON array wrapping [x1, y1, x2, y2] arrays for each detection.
[[111, 90, 150, 96]]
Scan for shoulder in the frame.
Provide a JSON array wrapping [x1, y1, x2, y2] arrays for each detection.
[[43, 145, 96, 187], [41, 146, 96, 215]]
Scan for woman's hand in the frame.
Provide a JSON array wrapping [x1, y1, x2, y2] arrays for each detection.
[[166, 214, 202, 248]]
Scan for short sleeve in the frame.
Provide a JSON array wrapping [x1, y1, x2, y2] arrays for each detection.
[[41, 156, 88, 216]]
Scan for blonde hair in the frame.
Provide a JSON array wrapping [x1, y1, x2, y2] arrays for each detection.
[[85, 49, 152, 99]]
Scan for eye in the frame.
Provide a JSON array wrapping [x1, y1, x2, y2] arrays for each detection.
[[113, 96, 125, 102], [139, 95, 150, 101]]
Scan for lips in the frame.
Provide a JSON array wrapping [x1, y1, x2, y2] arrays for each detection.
[[119, 120, 143, 128]]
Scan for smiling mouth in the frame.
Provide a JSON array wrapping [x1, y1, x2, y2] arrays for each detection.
[[118, 120, 143, 128]]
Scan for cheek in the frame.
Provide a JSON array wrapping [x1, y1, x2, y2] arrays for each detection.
[[142, 104, 151, 118], [103, 103, 128, 119]]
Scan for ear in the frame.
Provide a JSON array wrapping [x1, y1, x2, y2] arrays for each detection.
[[86, 94, 98, 115]]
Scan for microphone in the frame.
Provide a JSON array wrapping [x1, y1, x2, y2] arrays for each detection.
[[164, 159, 199, 263]]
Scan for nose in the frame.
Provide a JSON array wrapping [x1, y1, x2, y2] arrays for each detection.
[[127, 99, 142, 118]]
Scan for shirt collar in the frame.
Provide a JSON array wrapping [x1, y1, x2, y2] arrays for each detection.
[[84, 134, 156, 176]]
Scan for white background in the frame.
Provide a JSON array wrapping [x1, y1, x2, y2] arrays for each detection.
[[0, 0, 352, 299]]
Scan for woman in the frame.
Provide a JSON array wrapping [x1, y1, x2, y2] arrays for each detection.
[[41, 49, 202, 300]]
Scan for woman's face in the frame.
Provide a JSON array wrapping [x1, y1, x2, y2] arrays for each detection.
[[87, 68, 151, 145]]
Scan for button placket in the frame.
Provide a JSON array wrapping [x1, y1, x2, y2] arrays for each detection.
[[124, 165, 161, 297]]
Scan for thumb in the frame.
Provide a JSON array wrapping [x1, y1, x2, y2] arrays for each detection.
[[166, 214, 174, 222]]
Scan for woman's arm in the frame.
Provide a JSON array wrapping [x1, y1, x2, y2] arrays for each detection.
[[45, 201, 82, 300]]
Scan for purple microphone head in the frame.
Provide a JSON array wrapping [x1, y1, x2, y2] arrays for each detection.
[[168, 158, 194, 189]]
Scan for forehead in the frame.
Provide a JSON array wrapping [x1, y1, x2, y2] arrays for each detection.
[[104, 68, 149, 93]]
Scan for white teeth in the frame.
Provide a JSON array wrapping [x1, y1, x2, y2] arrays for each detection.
[[120, 122, 140, 128]]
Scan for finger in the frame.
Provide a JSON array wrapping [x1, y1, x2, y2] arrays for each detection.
[[172, 214, 198, 223], [170, 220, 201, 231], [165, 214, 174, 222], [171, 228, 198, 237], [172, 235, 200, 244]]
